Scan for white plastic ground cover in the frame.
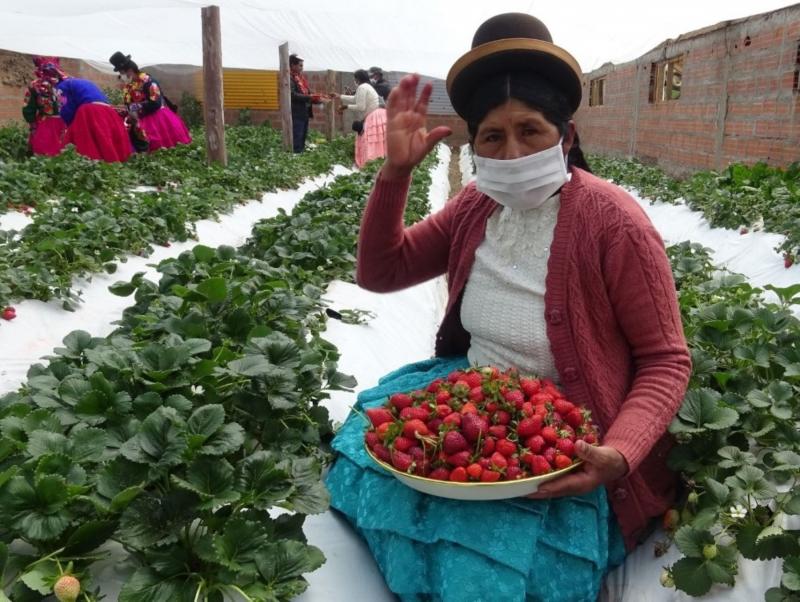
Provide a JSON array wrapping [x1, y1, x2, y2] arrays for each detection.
[[0, 165, 352, 397]]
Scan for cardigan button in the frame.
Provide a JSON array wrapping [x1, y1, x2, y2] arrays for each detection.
[[547, 309, 563, 325], [563, 367, 579, 382], [613, 487, 628, 501]]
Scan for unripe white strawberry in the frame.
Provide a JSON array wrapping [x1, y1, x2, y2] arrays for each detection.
[[54, 575, 81, 602]]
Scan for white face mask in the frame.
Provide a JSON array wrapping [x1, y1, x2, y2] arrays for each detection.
[[474, 139, 569, 210], [120, 74, 131, 83]]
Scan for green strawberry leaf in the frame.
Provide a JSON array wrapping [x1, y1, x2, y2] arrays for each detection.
[[254, 540, 325, 598], [670, 388, 739, 434], [120, 406, 187, 478], [674, 525, 714, 558], [213, 517, 271, 575], [171, 457, 240, 509], [118, 567, 197, 602], [782, 556, 800, 591], [237, 451, 294, 510], [671, 557, 713, 596], [704, 478, 730, 505]]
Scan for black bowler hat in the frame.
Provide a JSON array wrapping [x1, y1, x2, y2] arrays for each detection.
[[109, 51, 134, 72], [446, 13, 582, 118]]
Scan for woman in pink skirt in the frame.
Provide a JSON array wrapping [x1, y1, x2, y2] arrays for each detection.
[[109, 51, 191, 152], [22, 56, 66, 156], [335, 70, 387, 168]]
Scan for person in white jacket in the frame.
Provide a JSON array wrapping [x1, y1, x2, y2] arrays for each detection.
[[334, 70, 387, 167]]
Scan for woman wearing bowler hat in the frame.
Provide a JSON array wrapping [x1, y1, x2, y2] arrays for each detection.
[[109, 51, 191, 152], [325, 13, 691, 601]]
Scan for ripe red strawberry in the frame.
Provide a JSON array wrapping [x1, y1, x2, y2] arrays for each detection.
[[409, 446, 425, 462], [520, 378, 540, 397], [557, 438, 577, 458], [488, 425, 508, 439], [490, 452, 508, 470], [508, 456, 520, 467], [785, 253, 794, 269], [492, 410, 511, 425], [400, 406, 430, 421], [373, 443, 391, 462], [53, 575, 81, 602], [662, 508, 680, 531], [366, 407, 394, 427], [565, 408, 585, 429], [531, 455, 552, 475], [402, 419, 429, 438], [485, 401, 499, 413], [436, 390, 452, 405], [525, 435, 546, 454], [517, 416, 542, 438], [443, 412, 462, 427], [429, 467, 451, 481], [521, 401, 534, 416], [436, 404, 451, 418], [450, 466, 468, 482], [541, 426, 559, 446], [469, 387, 485, 403], [543, 447, 557, 465], [464, 371, 483, 388], [376, 421, 393, 440], [506, 466, 523, 480], [447, 450, 471, 467], [554, 399, 575, 416], [443, 431, 469, 454], [531, 393, 552, 405], [391, 450, 414, 472], [480, 469, 501, 482], [390, 393, 414, 410], [478, 457, 492, 469], [460, 402, 479, 415], [520, 450, 534, 466], [393, 436, 416, 452], [495, 438, 517, 457], [503, 389, 524, 407], [426, 378, 445, 393], [427, 418, 443, 433], [365, 431, 380, 449], [1, 307, 16, 321], [461, 413, 489, 442], [581, 431, 598, 445], [466, 463, 483, 480], [481, 437, 496, 457], [554, 454, 573, 470]]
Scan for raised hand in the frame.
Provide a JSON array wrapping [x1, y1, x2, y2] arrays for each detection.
[[382, 74, 452, 181]]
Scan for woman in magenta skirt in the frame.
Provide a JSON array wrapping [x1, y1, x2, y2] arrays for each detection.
[[22, 56, 66, 156], [109, 51, 191, 152]]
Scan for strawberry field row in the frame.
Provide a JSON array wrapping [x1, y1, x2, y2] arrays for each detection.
[[590, 156, 800, 264], [0, 154, 436, 601], [0, 126, 353, 311]]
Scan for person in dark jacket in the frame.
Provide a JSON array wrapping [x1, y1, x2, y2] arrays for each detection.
[[368, 66, 392, 103], [289, 54, 328, 153]]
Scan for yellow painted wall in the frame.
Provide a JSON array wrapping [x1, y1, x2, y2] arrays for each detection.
[[192, 69, 279, 110]]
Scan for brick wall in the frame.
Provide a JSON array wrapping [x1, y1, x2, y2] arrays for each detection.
[[576, 5, 800, 175]]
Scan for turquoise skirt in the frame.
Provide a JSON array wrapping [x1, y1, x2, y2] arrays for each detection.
[[326, 356, 626, 602]]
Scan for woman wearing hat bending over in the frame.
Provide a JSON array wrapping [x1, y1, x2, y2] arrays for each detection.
[[22, 56, 66, 157], [109, 52, 191, 151], [325, 13, 690, 601], [42, 63, 131, 163]]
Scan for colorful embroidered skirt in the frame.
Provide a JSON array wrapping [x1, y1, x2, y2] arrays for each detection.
[[139, 106, 192, 151], [29, 115, 66, 156], [355, 107, 387, 168], [326, 356, 626, 602], [64, 103, 131, 163]]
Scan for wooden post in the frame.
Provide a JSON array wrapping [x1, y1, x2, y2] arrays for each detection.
[[279, 43, 293, 152], [324, 69, 336, 140], [202, 5, 227, 165]]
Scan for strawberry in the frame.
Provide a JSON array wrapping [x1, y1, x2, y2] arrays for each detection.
[[785, 253, 794, 269], [508, 456, 520, 467], [436, 404, 452, 418], [426, 378, 445, 393], [390, 393, 414, 410], [543, 447, 557, 465], [427, 418, 443, 433], [443, 412, 462, 427], [1, 307, 16, 321], [429, 467, 451, 481], [436, 390, 452, 405], [464, 371, 483, 388], [446, 450, 471, 467], [554, 454, 573, 470], [492, 410, 511, 425], [488, 425, 508, 439], [554, 399, 575, 416], [480, 469, 501, 482], [506, 466, 523, 480], [452, 381, 471, 397], [400, 406, 430, 421], [373, 443, 391, 462], [53, 575, 81, 602], [402, 419, 429, 438], [365, 431, 380, 449], [520, 450, 534, 466], [556, 438, 576, 458], [478, 457, 492, 469], [520, 377, 540, 397], [485, 401, 499, 413], [460, 402, 479, 415], [391, 450, 414, 472], [448, 370, 465, 383], [469, 387, 485, 403], [495, 438, 517, 457], [450, 466, 468, 482], [392, 436, 416, 452], [461, 413, 489, 442], [517, 416, 542, 438], [503, 389, 524, 407], [581, 431, 598, 445], [565, 408, 585, 429], [480, 366, 500, 380], [481, 437, 496, 457], [376, 422, 393, 440], [409, 446, 425, 464], [541, 426, 559, 446], [525, 435, 546, 454], [531, 455, 552, 475], [443, 431, 469, 454], [466, 463, 483, 480], [662, 508, 680, 531], [366, 407, 394, 427], [490, 452, 508, 470]]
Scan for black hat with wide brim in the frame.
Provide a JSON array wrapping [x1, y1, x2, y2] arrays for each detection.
[[446, 13, 583, 118], [109, 51, 134, 72]]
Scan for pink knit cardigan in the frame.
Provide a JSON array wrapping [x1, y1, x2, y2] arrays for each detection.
[[356, 166, 692, 549]]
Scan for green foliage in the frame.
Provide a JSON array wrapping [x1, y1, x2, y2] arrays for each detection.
[[101, 85, 124, 107], [0, 123, 30, 163], [178, 92, 203, 129]]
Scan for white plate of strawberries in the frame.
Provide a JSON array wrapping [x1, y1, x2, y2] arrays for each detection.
[[362, 366, 598, 501]]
